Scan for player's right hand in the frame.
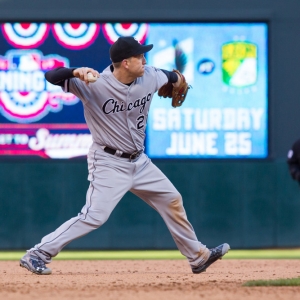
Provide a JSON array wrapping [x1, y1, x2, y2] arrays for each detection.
[[73, 67, 100, 84]]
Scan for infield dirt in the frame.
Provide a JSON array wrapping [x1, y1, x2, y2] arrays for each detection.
[[1, 259, 300, 299]]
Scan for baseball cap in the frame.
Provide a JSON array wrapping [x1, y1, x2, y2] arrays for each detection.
[[109, 36, 153, 63]]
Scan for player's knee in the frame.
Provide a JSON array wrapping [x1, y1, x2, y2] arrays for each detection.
[[174, 192, 183, 202], [82, 211, 110, 228], [168, 193, 183, 208], [168, 194, 188, 221]]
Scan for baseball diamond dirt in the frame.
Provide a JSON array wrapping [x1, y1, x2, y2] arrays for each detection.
[[1, 259, 300, 300]]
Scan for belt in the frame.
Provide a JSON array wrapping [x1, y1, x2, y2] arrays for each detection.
[[103, 146, 142, 160]]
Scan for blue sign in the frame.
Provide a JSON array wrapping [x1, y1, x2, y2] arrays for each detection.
[[146, 23, 268, 158]]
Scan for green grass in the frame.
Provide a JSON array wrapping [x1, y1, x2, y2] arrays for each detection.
[[243, 277, 300, 286], [224, 249, 300, 259], [0, 250, 185, 261], [2, 249, 300, 261]]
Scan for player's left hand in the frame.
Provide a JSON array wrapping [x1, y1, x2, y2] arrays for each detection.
[[73, 67, 100, 84], [158, 69, 191, 108], [172, 71, 182, 88]]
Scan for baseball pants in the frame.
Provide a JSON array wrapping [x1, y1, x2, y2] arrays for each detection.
[[31, 147, 209, 268]]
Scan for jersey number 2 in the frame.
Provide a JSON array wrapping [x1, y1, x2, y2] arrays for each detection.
[[136, 115, 145, 129]]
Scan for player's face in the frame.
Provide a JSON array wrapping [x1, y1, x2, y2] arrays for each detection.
[[126, 54, 146, 77]]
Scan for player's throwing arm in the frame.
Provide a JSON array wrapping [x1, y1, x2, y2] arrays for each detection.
[[73, 67, 100, 84]]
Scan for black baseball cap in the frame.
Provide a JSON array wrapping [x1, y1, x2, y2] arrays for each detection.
[[109, 36, 153, 63]]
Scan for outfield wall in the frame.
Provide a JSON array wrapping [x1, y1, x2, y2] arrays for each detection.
[[1, 0, 300, 249], [1, 159, 300, 249]]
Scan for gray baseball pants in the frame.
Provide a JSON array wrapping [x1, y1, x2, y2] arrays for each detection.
[[30, 147, 209, 268]]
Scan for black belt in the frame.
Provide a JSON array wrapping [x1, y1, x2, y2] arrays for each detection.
[[104, 146, 142, 160]]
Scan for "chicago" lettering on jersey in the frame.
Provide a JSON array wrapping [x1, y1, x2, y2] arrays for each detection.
[[102, 93, 152, 115]]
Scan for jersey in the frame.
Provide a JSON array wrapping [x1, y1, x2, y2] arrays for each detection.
[[63, 65, 168, 153]]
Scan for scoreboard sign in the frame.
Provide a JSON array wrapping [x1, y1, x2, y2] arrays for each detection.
[[0, 23, 268, 159]]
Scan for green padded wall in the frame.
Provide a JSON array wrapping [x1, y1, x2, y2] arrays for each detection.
[[1, 160, 300, 249]]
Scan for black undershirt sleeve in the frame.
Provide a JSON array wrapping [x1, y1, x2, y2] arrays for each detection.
[[45, 67, 76, 87], [160, 69, 178, 83], [45, 67, 178, 87]]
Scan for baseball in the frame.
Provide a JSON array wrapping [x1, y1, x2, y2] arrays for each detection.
[[87, 72, 97, 83]]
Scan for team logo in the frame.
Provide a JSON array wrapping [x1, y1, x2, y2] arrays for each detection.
[[222, 42, 257, 87], [0, 49, 78, 123], [152, 38, 194, 83], [197, 59, 215, 75]]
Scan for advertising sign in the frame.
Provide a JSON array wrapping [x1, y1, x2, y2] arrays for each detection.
[[0, 23, 268, 159]]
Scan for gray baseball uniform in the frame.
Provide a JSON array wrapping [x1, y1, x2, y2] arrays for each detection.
[[29, 65, 210, 268]]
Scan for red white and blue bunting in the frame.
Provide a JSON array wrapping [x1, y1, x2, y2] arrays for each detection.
[[1, 23, 50, 48], [1, 22, 149, 49], [102, 23, 148, 44], [51, 23, 101, 50]]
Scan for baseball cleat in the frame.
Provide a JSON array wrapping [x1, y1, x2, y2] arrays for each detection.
[[20, 252, 52, 275], [191, 243, 230, 274]]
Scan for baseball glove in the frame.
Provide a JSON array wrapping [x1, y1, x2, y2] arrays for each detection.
[[158, 69, 190, 108]]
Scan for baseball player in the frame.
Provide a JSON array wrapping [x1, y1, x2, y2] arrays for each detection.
[[287, 138, 300, 184], [19, 36, 230, 275]]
